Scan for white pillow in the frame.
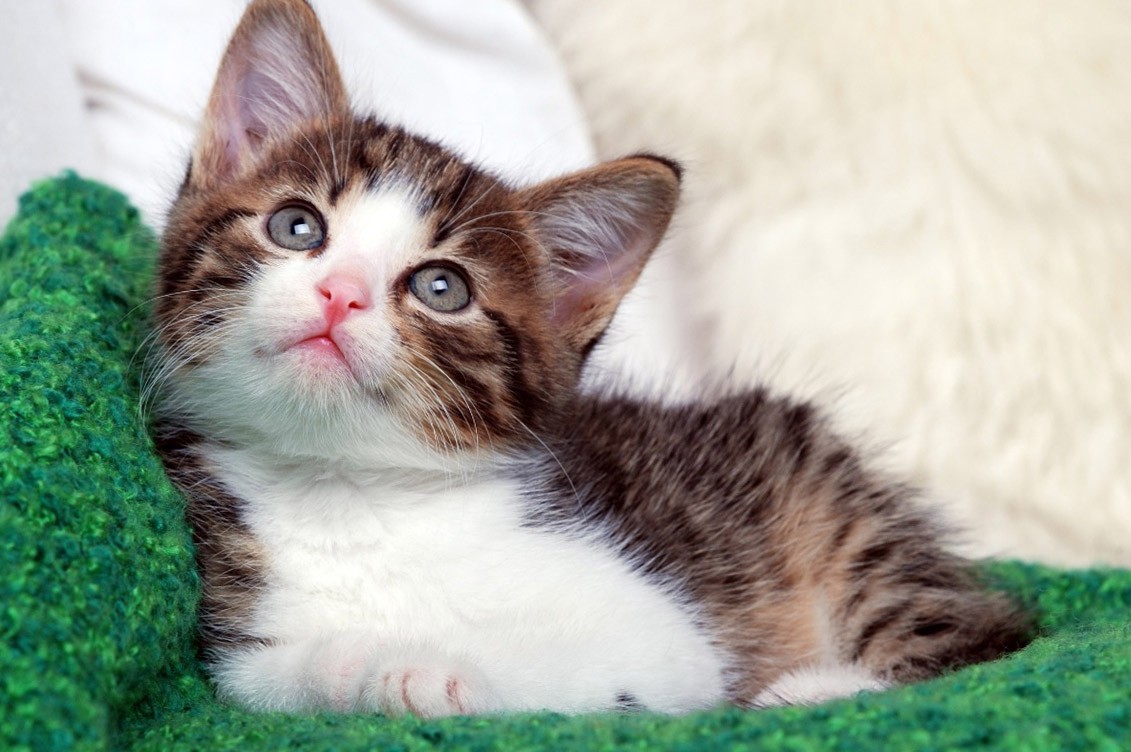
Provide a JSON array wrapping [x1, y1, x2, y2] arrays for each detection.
[[54, 0, 594, 225], [0, 2, 95, 223]]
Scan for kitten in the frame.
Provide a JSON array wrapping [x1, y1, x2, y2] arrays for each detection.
[[154, 0, 1031, 717]]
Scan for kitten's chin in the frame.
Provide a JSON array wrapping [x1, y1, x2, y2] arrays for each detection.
[[165, 375, 440, 469], [271, 338, 396, 402]]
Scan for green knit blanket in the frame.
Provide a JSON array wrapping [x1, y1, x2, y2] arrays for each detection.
[[2, 174, 1128, 751]]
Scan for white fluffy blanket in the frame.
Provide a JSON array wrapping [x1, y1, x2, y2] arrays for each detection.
[[531, 0, 1131, 566]]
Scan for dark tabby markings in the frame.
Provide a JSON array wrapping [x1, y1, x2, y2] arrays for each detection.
[[433, 164, 476, 245], [841, 583, 870, 620], [431, 351, 499, 431], [197, 269, 248, 291], [156, 427, 267, 655], [328, 178, 346, 206], [911, 619, 957, 638], [195, 311, 224, 329], [197, 207, 258, 246], [830, 516, 857, 552], [481, 308, 543, 426], [532, 389, 1033, 703], [578, 333, 603, 363], [851, 539, 898, 573], [384, 129, 406, 164], [439, 329, 501, 365], [852, 602, 910, 661]]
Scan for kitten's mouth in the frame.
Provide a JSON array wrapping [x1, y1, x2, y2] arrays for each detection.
[[294, 334, 346, 360], [271, 329, 390, 393], [286, 332, 355, 375]]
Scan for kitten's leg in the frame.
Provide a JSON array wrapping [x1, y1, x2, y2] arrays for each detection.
[[211, 623, 722, 716], [210, 635, 367, 712], [822, 498, 1031, 684], [751, 664, 889, 708], [850, 587, 1032, 684], [210, 634, 498, 716]]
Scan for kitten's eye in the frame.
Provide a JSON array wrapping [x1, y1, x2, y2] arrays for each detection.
[[267, 204, 325, 251], [408, 266, 471, 312]]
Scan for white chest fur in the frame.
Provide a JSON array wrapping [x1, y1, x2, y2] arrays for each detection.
[[205, 446, 728, 714]]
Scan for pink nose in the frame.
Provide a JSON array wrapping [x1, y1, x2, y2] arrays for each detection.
[[317, 273, 371, 328]]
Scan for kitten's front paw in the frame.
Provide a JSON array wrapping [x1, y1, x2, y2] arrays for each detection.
[[752, 664, 890, 708], [362, 655, 495, 718]]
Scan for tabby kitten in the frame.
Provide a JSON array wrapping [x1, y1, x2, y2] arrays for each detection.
[[154, 0, 1030, 717]]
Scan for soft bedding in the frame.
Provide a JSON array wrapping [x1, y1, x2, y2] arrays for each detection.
[[2, 174, 1128, 751]]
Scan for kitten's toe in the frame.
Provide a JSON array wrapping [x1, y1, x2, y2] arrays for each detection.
[[304, 637, 375, 712], [363, 656, 493, 718]]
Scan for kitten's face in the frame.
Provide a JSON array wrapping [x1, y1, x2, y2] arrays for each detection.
[[155, 0, 679, 465], [159, 118, 574, 461]]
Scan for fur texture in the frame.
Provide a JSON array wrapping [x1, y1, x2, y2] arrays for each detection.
[[528, 0, 1131, 566], [153, 0, 1030, 718]]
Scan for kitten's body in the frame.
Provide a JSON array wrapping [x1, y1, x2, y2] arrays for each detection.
[[185, 437, 726, 714], [155, 0, 1029, 716]]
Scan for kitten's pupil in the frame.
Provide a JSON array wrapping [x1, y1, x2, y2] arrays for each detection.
[[431, 277, 450, 294], [291, 219, 311, 237]]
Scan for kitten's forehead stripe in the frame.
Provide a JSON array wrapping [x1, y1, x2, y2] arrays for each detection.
[[202, 207, 258, 241], [328, 178, 346, 206]]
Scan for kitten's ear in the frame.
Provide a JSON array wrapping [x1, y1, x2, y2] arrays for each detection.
[[190, 0, 348, 188], [519, 155, 681, 354]]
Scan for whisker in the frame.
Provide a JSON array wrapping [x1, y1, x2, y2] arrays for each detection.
[[439, 180, 507, 238], [406, 351, 487, 458], [435, 167, 478, 234], [515, 416, 582, 513]]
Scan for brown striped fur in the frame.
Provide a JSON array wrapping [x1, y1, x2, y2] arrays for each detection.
[[538, 391, 1032, 703], [155, 427, 269, 652]]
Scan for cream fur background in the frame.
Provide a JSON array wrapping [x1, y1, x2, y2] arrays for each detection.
[[529, 1, 1131, 566]]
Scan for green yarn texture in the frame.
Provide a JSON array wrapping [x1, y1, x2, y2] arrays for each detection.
[[1, 173, 1128, 751]]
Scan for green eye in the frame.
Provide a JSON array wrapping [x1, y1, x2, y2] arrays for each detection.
[[267, 204, 325, 251], [409, 265, 471, 312]]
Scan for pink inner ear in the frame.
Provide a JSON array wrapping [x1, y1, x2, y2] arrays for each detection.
[[238, 70, 288, 136], [214, 59, 306, 175], [552, 236, 648, 328], [197, 4, 347, 184], [214, 70, 255, 174]]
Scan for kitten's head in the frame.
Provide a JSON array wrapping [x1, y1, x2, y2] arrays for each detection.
[[156, 0, 679, 467]]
